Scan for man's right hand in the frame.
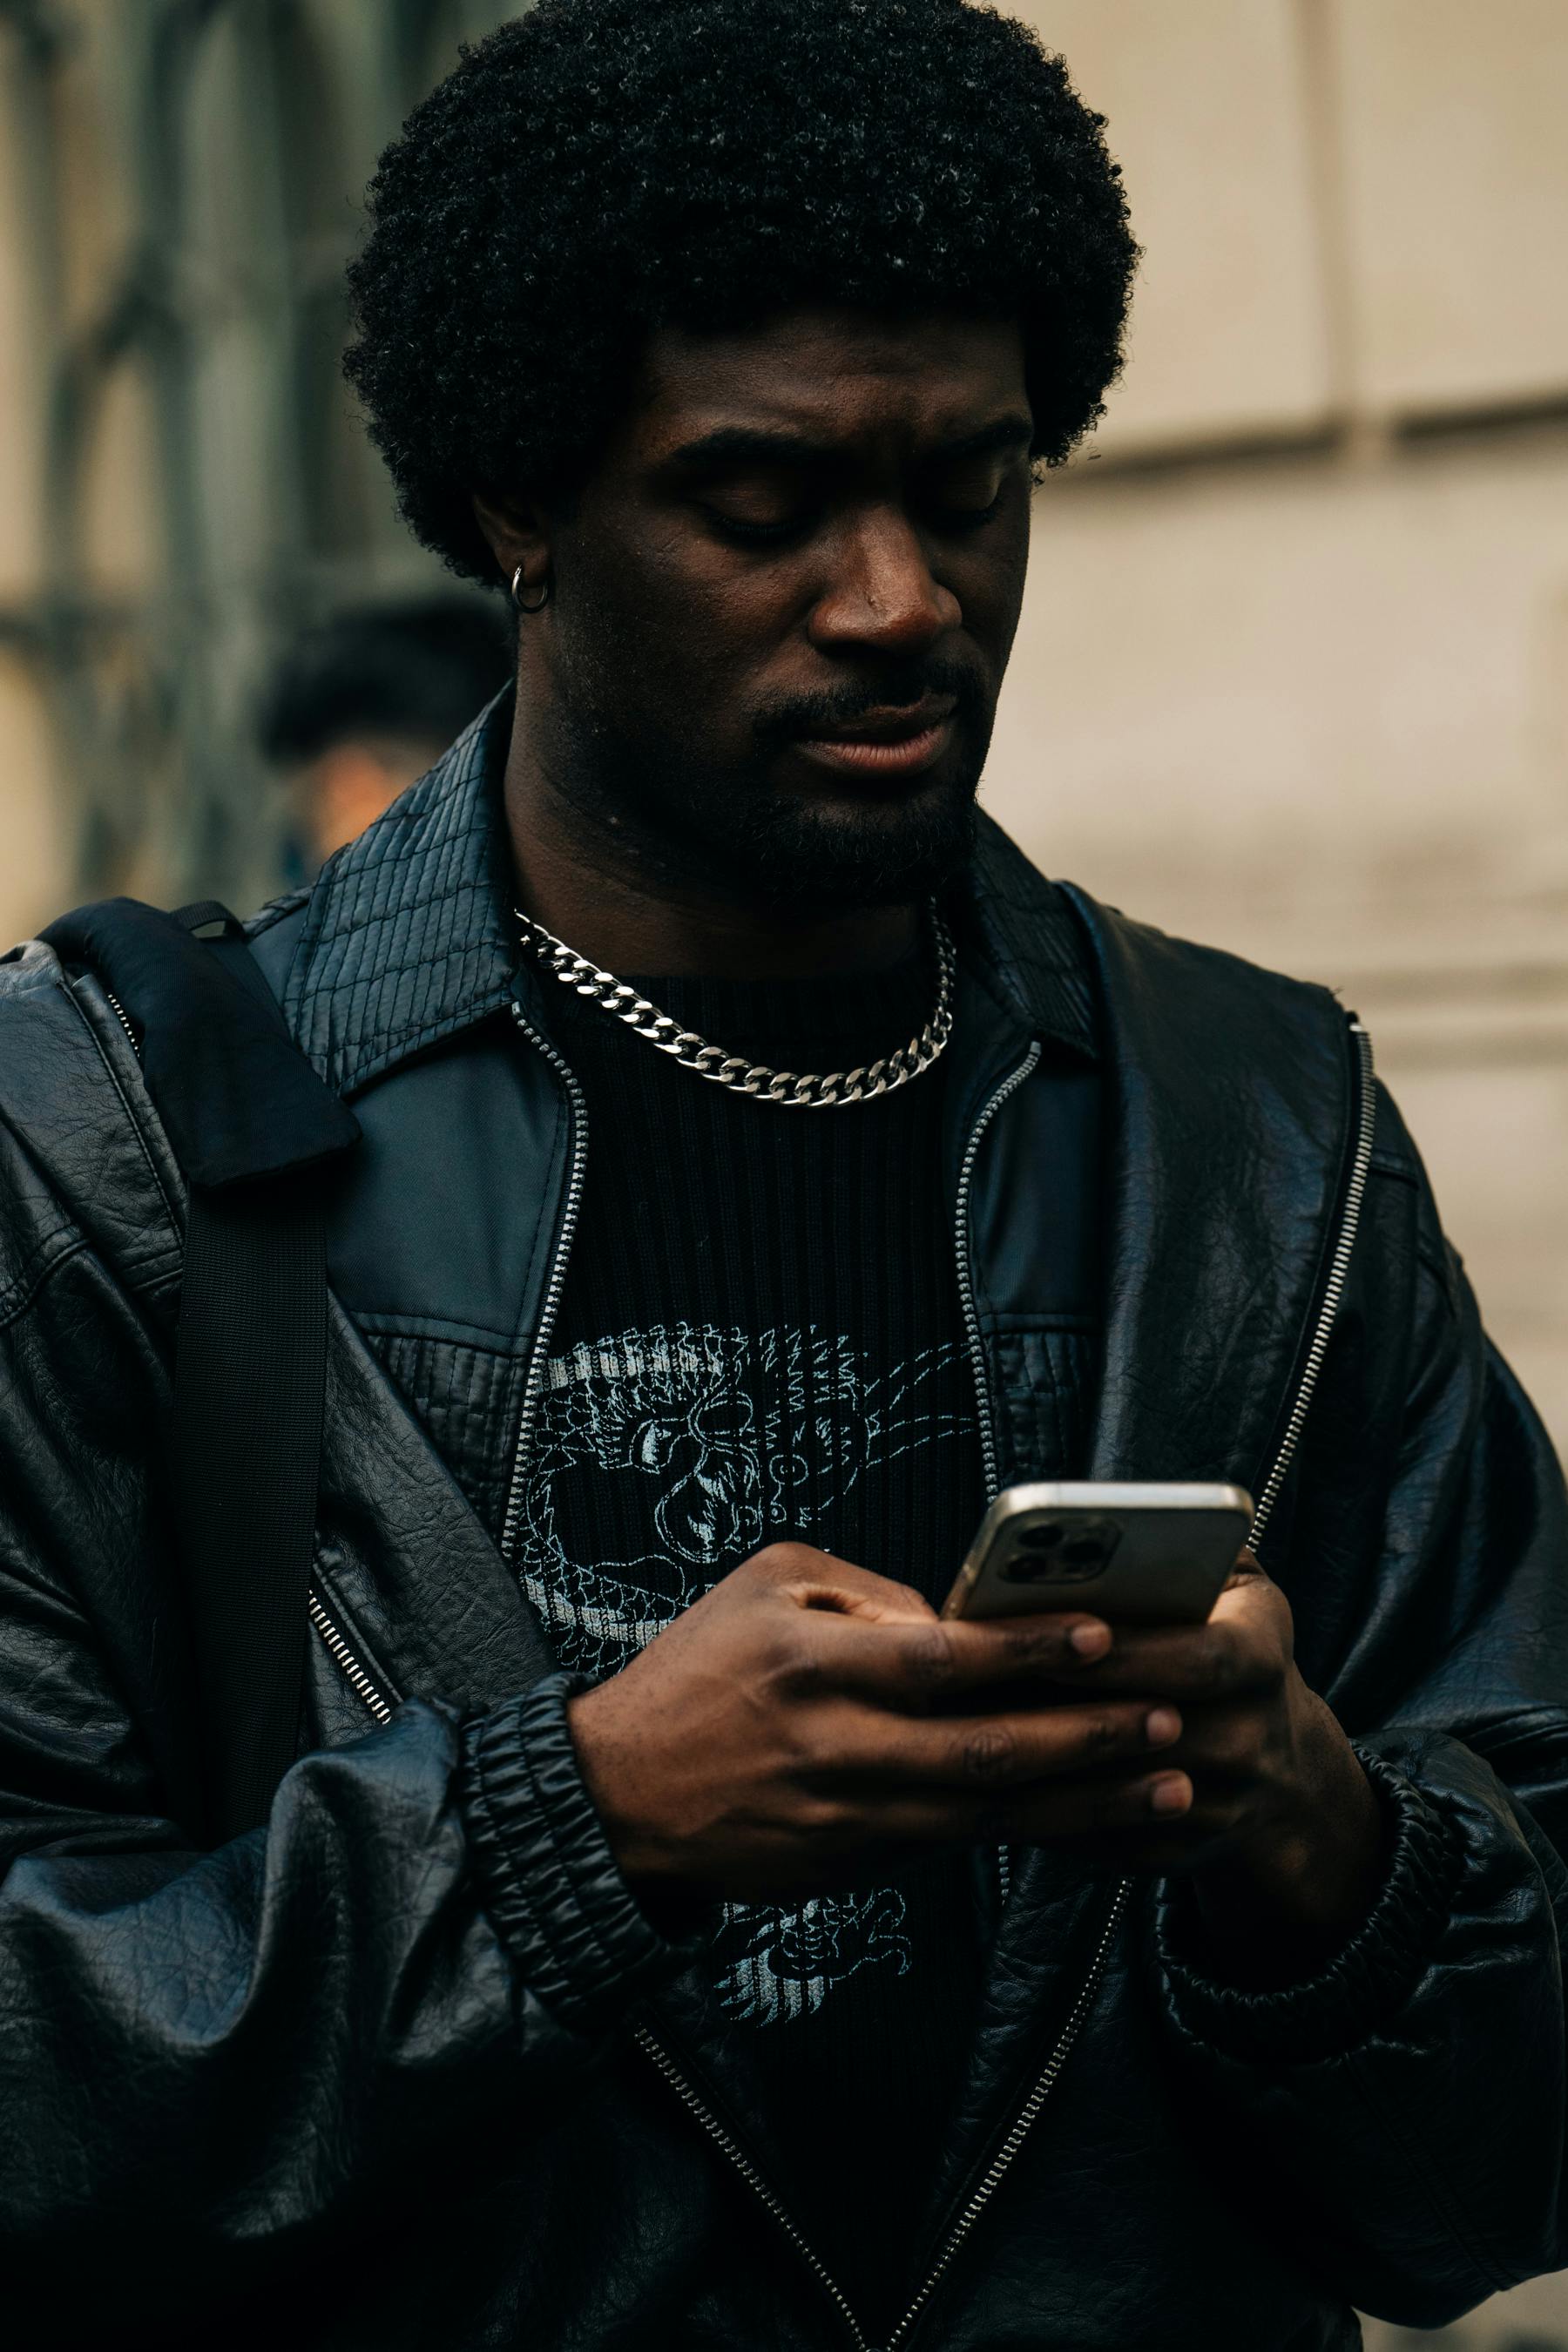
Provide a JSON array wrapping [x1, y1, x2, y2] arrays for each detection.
[[565, 1542, 1186, 1907]]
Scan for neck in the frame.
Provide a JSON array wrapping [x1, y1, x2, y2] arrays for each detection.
[[503, 725, 920, 982]]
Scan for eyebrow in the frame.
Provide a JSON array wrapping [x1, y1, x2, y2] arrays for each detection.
[[663, 413, 1036, 472]]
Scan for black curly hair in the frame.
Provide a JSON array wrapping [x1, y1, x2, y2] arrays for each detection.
[[344, 0, 1137, 585]]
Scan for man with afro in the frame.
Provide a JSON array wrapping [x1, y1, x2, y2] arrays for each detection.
[[2, 4, 1567, 2349]]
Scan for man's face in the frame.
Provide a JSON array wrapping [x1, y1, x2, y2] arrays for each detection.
[[524, 308, 1033, 910]]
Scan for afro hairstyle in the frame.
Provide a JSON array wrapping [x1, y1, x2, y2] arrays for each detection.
[[344, 0, 1138, 585]]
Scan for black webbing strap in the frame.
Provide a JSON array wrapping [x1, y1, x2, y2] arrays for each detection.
[[170, 904, 336, 1844], [43, 894, 360, 1846], [173, 1177, 328, 1843]]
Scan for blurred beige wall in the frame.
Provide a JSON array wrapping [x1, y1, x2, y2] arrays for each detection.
[[980, 3, 1568, 1496]]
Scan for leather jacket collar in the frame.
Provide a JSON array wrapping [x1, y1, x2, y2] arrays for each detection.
[[279, 690, 1098, 1103]]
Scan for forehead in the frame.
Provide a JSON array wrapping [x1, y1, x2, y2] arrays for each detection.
[[626, 307, 1029, 456]]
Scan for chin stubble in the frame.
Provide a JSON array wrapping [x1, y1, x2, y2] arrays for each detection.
[[537, 664, 990, 912]]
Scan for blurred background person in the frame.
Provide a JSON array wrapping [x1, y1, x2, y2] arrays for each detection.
[[257, 596, 511, 870]]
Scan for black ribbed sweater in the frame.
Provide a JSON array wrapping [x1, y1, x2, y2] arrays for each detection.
[[524, 947, 988, 2330]]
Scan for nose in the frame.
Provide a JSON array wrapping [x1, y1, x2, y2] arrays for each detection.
[[807, 508, 961, 659]]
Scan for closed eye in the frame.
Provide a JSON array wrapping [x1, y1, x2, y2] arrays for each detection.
[[926, 489, 1006, 532], [702, 507, 813, 547], [706, 492, 1006, 547]]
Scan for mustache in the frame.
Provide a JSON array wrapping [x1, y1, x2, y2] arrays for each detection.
[[750, 659, 986, 749]]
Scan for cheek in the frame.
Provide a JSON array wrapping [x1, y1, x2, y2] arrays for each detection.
[[555, 565, 783, 753], [629, 603, 776, 720], [955, 524, 1031, 659], [631, 512, 813, 652], [631, 564, 798, 708], [667, 557, 803, 672]]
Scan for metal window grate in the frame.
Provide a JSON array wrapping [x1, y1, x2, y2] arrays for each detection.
[[0, 0, 517, 914]]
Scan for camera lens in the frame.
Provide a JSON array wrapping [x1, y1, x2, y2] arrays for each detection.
[[1002, 1515, 1122, 1584]]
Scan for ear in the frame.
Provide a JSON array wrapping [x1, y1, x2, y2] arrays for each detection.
[[471, 487, 552, 604]]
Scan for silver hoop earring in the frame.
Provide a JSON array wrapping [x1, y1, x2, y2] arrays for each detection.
[[510, 564, 551, 615]]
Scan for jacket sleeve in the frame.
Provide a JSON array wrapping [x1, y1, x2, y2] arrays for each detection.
[[0, 1095, 685, 2338], [1149, 1112, 1568, 2331]]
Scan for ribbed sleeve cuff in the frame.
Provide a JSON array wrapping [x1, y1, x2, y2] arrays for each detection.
[[1152, 1748, 1466, 2066], [460, 1673, 691, 2035]]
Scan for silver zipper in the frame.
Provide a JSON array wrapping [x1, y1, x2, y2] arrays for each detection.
[[635, 1879, 1129, 2352], [314, 1004, 588, 1723], [952, 1044, 1041, 1917], [499, 1004, 591, 1566], [307, 1588, 394, 1723], [882, 1878, 1129, 2351], [103, 988, 141, 1057], [953, 1044, 1043, 1499], [1248, 1023, 1375, 1554], [633, 2022, 877, 2352], [106, 981, 400, 1727]]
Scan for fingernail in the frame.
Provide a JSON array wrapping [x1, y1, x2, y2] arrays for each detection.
[[1068, 1622, 1111, 1659], [1144, 1707, 1181, 1748], [1148, 1773, 1193, 1817]]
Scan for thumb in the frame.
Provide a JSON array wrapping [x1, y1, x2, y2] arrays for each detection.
[[1220, 1545, 1269, 1591]]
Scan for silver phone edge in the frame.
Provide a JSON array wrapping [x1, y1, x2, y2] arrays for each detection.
[[941, 1481, 1255, 1624]]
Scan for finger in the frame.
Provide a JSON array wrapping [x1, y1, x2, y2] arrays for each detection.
[[1153, 1699, 1261, 1783], [1208, 1560, 1288, 1632], [802, 1769, 1200, 1862], [801, 1607, 1113, 1708], [801, 1761, 1250, 1868], [1046, 1599, 1283, 1701], [828, 1697, 1185, 1791]]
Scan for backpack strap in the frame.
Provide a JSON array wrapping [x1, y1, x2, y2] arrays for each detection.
[[174, 1161, 328, 1841], [41, 896, 361, 1844]]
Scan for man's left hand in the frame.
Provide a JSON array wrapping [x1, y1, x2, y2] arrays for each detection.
[[1011, 1556, 1385, 1976]]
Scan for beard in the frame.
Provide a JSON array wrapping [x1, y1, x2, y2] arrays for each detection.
[[533, 650, 991, 913]]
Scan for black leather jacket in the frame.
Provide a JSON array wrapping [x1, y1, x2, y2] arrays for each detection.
[[3, 705, 1567, 2351]]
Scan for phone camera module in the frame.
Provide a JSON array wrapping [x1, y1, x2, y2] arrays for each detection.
[[1004, 1517, 1122, 1583]]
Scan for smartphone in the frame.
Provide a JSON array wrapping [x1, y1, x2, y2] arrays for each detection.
[[941, 1481, 1253, 1625]]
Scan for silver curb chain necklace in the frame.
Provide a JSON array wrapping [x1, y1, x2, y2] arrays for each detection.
[[515, 903, 956, 1109]]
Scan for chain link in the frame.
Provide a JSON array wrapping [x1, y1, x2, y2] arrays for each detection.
[[515, 906, 956, 1108]]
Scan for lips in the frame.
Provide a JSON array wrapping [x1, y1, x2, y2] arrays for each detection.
[[794, 695, 957, 781]]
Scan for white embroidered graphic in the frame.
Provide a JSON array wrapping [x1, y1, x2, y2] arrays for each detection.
[[519, 1320, 970, 2024], [517, 1320, 969, 1673], [710, 1889, 912, 2026]]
